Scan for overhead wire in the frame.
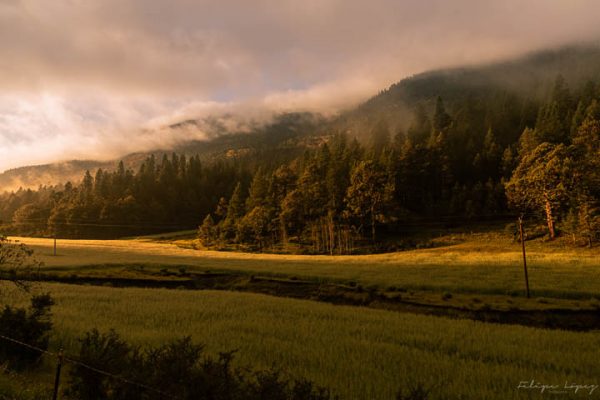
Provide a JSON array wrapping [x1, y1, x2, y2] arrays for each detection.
[[0, 333, 179, 399]]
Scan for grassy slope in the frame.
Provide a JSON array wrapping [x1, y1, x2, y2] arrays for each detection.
[[12, 233, 600, 299], [2, 283, 599, 400]]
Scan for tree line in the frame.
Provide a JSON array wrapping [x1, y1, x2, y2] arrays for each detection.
[[1, 75, 599, 252], [1, 155, 251, 238]]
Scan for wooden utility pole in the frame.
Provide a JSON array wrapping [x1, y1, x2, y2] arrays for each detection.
[[52, 349, 64, 400], [518, 215, 530, 298]]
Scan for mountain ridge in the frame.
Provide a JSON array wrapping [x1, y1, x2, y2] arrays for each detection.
[[3, 44, 600, 192]]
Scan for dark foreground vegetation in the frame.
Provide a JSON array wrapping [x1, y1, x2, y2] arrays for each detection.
[[67, 329, 337, 400], [0, 296, 338, 400], [1, 295, 435, 400], [0, 293, 53, 370]]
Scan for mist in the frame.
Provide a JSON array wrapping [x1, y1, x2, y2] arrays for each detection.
[[2, 0, 600, 171]]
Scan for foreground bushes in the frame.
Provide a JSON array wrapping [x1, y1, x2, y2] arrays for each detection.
[[0, 294, 53, 370], [66, 329, 337, 400]]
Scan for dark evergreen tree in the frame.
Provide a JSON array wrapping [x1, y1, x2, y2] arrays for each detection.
[[432, 96, 452, 134]]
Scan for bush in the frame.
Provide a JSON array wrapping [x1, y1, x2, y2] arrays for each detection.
[[67, 329, 337, 400], [0, 235, 42, 286], [66, 329, 132, 399], [396, 383, 431, 400], [0, 294, 54, 370]]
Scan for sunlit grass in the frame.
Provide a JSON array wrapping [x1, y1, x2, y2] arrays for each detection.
[[12, 233, 600, 299]]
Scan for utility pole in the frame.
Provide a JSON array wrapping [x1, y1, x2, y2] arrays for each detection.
[[52, 348, 64, 400], [53, 236, 57, 256], [518, 215, 530, 298]]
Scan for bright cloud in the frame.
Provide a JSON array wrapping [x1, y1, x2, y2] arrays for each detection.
[[1, 0, 600, 171]]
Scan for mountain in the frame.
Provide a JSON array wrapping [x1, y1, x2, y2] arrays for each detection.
[[4, 44, 600, 192], [0, 112, 325, 192], [4, 45, 600, 243], [170, 112, 327, 160], [332, 44, 600, 142], [0, 160, 115, 193]]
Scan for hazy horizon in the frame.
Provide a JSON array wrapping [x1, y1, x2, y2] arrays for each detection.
[[2, 0, 600, 172]]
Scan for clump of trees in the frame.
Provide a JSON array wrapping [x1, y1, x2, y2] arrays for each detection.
[[67, 329, 336, 400], [1, 156, 250, 238], [199, 137, 397, 253], [506, 80, 600, 246], [198, 94, 512, 254]]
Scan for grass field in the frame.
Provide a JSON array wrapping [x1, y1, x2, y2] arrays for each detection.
[[3, 233, 600, 399], [11, 233, 600, 299], [2, 282, 600, 400]]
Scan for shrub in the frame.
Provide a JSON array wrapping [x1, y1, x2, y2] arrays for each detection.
[[0, 294, 54, 370], [67, 329, 337, 400], [396, 383, 431, 400], [0, 235, 42, 288], [66, 329, 132, 399]]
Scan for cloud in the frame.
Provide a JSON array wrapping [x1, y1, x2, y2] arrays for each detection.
[[1, 0, 600, 171]]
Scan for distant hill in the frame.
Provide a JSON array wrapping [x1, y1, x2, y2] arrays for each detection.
[[332, 44, 600, 141], [0, 160, 115, 193], [0, 112, 325, 192], [4, 44, 600, 192], [170, 112, 326, 161]]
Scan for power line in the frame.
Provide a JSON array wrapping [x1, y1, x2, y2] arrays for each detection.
[[0, 333, 179, 399], [2, 219, 197, 230], [16, 222, 193, 229], [2, 213, 519, 230], [4, 216, 198, 225], [0, 333, 52, 355]]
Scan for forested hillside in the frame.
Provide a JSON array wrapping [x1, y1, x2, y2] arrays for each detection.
[[0, 160, 115, 194], [0, 112, 323, 191], [1, 46, 599, 252], [334, 45, 600, 141]]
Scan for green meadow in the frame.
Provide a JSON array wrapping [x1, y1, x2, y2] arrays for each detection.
[[2, 282, 600, 400], [3, 233, 600, 399], [14, 233, 600, 299]]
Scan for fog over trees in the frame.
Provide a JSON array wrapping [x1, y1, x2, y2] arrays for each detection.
[[1, 71, 598, 252]]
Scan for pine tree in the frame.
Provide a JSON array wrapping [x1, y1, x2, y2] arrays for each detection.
[[220, 182, 245, 241], [369, 119, 391, 155], [344, 160, 393, 241], [407, 103, 432, 142], [198, 214, 215, 246], [518, 127, 539, 157], [214, 197, 228, 221], [501, 146, 516, 179], [534, 75, 573, 144], [578, 200, 600, 247], [236, 206, 271, 249], [505, 143, 574, 239], [246, 168, 269, 210], [432, 96, 452, 134], [226, 182, 245, 221]]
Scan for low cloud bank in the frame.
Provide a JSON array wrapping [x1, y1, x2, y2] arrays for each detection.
[[2, 0, 600, 170]]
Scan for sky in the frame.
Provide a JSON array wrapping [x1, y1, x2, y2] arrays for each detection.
[[1, 0, 600, 171]]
